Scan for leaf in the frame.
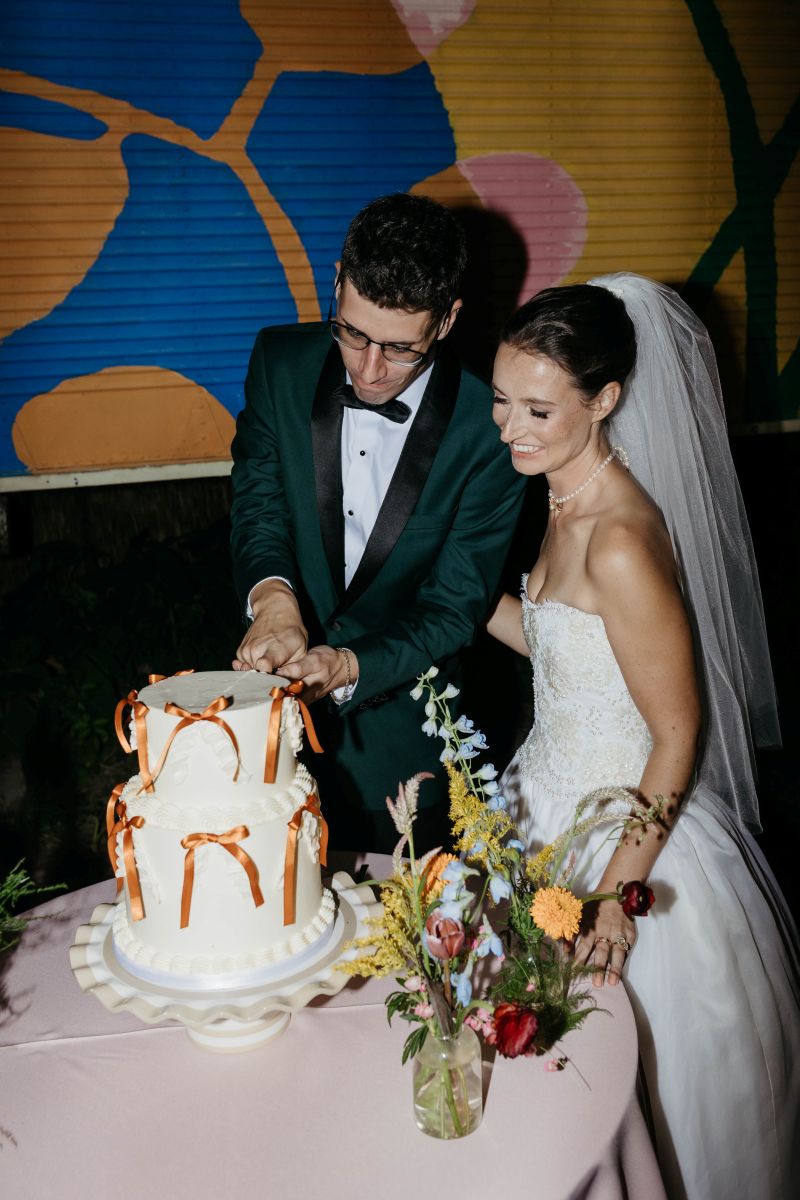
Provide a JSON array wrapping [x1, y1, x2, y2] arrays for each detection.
[[401, 1024, 429, 1065], [385, 990, 413, 1025]]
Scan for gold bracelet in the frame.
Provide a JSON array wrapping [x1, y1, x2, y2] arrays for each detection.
[[337, 646, 352, 689]]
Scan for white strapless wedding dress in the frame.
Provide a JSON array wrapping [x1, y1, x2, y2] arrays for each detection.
[[501, 587, 800, 1200]]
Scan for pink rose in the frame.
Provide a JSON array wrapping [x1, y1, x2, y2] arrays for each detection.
[[425, 912, 466, 960], [413, 1002, 434, 1019]]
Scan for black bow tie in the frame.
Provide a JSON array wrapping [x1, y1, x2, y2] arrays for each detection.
[[334, 383, 411, 425]]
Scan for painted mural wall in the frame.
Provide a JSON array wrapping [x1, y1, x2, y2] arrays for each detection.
[[0, 0, 797, 481]]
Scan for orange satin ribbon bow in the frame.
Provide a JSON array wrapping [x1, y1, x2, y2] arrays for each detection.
[[115, 690, 240, 793], [159, 696, 241, 782], [179, 826, 264, 930], [147, 669, 195, 685], [264, 681, 324, 784], [105, 783, 146, 921], [283, 794, 328, 926]]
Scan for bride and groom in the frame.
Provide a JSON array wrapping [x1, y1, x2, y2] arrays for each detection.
[[230, 192, 799, 1199]]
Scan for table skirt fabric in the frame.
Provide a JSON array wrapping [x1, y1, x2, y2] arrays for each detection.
[[0, 866, 665, 1200]]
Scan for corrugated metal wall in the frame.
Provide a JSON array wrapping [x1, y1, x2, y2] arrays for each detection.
[[0, 0, 797, 483]]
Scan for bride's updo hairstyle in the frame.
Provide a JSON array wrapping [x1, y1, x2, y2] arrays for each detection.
[[500, 284, 636, 402]]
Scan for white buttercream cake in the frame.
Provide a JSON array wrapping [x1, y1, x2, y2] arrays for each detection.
[[108, 670, 334, 990]]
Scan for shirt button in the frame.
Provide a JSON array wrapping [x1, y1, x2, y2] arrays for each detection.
[[359, 450, 366, 456], [347, 509, 354, 516]]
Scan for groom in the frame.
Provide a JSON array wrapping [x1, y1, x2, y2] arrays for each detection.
[[230, 193, 525, 852]]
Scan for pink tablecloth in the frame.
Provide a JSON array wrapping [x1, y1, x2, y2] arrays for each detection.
[[0, 859, 665, 1200]]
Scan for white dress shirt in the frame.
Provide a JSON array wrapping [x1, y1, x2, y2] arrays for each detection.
[[340, 362, 432, 586], [247, 360, 434, 607], [246, 362, 435, 700]]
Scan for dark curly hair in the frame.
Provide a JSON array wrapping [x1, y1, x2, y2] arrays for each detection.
[[501, 284, 636, 399], [340, 193, 467, 320]]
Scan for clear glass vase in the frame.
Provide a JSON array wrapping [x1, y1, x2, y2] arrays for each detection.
[[412, 1024, 483, 1139]]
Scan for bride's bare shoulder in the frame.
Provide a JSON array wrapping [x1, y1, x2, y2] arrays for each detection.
[[586, 483, 678, 594]]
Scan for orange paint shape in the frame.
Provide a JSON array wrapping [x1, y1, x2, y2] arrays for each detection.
[[12, 367, 235, 472], [0, 127, 128, 339], [242, 0, 421, 73]]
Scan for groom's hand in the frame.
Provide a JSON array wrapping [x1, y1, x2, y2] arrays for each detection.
[[233, 579, 308, 674], [281, 645, 359, 703]]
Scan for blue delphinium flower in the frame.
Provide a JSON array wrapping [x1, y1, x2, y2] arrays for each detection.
[[452, 970, 473, 1007], [489, 874, 513, 903], [475, 918, 504, 959]]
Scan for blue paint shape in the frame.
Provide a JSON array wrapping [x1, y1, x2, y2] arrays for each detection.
[[0, 134, 294, 474], [0, 0, 261, 140], [248, 64, 456, 300], [0, 90, 107, 139]]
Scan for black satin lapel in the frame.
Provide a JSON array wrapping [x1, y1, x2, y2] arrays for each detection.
[[311, 344, 346, 597], [338, 349, 461, 613]]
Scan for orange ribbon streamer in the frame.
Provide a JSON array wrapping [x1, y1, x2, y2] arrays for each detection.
[[114, 690, 157, 789], [105, 782, 126, 894], [105, 785, 146, 921], [264, 681, 324, 784], [283, 794, 329, 926], [179, 826, 264, 930]]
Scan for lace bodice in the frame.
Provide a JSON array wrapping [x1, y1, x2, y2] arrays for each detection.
[[515, 581, 652, 811]]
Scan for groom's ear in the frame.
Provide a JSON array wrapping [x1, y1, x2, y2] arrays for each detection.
[[591, 380, 622, 422], [435, 298, 463, 341]]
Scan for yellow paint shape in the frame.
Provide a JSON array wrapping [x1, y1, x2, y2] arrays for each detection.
[[428, 0, 738, 287], [0, 127, 127, 339], [774, 156, 799, 375], [12, 367, 235, 472]]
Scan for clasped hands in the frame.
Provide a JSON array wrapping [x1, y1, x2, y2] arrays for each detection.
[[232, 580, 357, 703]]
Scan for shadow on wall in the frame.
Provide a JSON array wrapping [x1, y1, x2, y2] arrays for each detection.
[[450, 206, 528, 381]]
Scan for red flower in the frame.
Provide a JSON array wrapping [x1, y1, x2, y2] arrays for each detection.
[[425, 912, 466, 960], [619, 880, 655, 917], [492, 1002, 539, 1059]]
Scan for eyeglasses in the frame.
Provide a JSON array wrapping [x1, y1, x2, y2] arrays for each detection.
[[328, 319, 429, 367]]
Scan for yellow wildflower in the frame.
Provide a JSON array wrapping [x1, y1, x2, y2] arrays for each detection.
[[525, 843, 556, 883], [530, 886, 583, 941], [446, 762, 513, 869], [338, 880, 414, 977]]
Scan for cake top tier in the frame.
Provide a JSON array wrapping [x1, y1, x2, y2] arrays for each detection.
[[138, 670, 289, 713]]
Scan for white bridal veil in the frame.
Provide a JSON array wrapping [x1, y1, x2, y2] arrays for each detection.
[[589, 273, 780, 831]]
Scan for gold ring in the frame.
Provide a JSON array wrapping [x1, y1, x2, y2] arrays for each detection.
[[615, 935, 631, 953]]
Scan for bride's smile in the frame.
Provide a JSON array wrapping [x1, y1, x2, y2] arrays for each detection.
[[491, 342, 618, 494]]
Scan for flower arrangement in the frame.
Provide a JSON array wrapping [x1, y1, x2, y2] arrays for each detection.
[[341, 668, 660, 1134]]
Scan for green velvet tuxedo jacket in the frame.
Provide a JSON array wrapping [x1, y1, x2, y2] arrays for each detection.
[[230, 323, 526, 833]]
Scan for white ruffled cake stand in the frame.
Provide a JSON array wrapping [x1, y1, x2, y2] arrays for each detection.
[[69, 872, 379, 1052]]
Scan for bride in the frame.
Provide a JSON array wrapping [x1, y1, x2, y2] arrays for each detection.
[[487, 276, 799, 1200]]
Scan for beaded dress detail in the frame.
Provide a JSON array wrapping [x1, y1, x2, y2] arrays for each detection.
[[513, 588, 651, 855]]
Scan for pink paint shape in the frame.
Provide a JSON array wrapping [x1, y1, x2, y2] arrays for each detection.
[[390, 0, 476, 56], [458, 153, 588, 302]]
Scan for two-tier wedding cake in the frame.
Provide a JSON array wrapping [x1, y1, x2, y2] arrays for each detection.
[[107, 669, 333, 990]]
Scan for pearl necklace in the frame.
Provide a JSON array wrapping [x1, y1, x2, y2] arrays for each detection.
[[548, 445, 629, 515]]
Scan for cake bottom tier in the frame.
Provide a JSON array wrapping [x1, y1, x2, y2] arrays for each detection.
[[111, 888, 336, 991]]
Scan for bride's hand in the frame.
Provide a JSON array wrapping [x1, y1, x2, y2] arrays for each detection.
[[573, 898, 636, 987]]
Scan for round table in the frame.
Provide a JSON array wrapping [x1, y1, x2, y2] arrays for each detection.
[[0, 856, 666, 1200]]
